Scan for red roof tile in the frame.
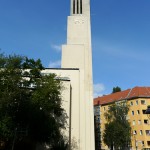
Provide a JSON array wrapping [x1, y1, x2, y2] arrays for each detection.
[[94, 86, 150, 106]]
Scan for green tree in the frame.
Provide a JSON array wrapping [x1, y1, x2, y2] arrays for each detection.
[[112, 86, 121, 93], [0, 54, 68, 150], [103, 102, 131, 150]]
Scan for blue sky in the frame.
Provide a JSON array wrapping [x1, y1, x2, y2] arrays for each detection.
[[1, 0, 150, 97]]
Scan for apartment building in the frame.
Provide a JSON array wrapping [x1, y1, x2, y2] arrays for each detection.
[[94, 87, 150, 150], [94, 104, 101, 150]]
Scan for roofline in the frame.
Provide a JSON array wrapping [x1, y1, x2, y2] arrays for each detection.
[[98, 96, 150, 106], [94, 86, 150, 106], [44, 68, 79, 70], [58, 79, 71, 81]]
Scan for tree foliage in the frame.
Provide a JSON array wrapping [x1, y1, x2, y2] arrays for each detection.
[[0, 54, 67, 150], [103, 102, 131, 150], [112, 86, 121, 93]]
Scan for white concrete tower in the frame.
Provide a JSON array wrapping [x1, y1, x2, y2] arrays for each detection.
[[61, 0, 95, 150]]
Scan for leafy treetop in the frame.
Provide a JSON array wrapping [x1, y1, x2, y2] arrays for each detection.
[[112, 86, 121, 93], [0, 54, 68, 150]]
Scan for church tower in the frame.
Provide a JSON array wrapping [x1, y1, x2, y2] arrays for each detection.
[[61, 0, 95, 150]]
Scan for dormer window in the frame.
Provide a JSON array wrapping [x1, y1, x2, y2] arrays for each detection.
[[141, 100, 146, 105]]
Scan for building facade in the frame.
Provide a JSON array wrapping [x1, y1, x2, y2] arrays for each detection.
[[94, 104, 101, 150], [41, 0, 95, 149], [94, 87, 150, 150]]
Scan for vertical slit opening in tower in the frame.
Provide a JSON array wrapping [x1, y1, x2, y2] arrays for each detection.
[[80, 0, 82, 14], [73, 0, 75, 14], [77, 0, 79, 14]]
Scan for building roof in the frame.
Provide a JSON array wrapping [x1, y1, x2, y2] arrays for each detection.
[[94, 86, 150, 106]]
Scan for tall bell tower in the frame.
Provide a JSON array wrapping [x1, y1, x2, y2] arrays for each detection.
[[61, 0, 95, 149]]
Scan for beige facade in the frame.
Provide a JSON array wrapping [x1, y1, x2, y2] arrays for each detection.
[[42, 68, 80, 148], [61, 0, 95, 149], [129, 98, 150, 149], [42, 0, 95, 149], [94, 87, 150, 150]]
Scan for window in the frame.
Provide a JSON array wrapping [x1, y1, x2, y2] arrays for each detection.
[[140, 130, 143, 135], [130, 101, 133, 106], [141, 100, 146, 105], [132, 111, 134, 115], [136, 100, 138, 105], [132, 120, 135, 125], [138, 120, 141, 125], [144, 119, 148, 124], [72, 0, 82, 14], [145, 130, 150, 136], [73, 0, 75, 14], [80, 0, 82, 14], [97, 116, 100, 121], [147, 141, 150, 146], [142, 110, 146, 114], [77, 0, 79, 14], [137, 110, 140, 114], [133, 130, 137, 135], [103, 107, 105, 111], [142, 141, 144, 146]]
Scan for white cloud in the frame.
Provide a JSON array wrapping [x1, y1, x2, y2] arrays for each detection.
[[93, 83, 105, 98], [51, 44, 61, 52], [49, 60, 61, 68]]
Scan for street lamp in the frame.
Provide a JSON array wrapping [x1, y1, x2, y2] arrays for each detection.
[[145, 105, 150, 120]]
